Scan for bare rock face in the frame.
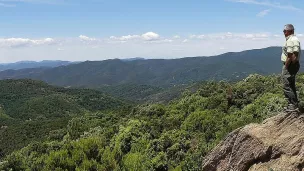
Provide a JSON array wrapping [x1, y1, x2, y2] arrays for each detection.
[[202, 112, 304, 171]]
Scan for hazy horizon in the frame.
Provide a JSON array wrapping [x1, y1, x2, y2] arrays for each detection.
[[0, 46, 286, 64]]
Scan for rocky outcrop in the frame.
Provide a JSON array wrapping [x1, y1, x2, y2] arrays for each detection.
[[202, 112, 304, 171]]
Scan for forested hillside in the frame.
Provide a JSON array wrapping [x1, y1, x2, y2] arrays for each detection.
[[1, 47, 302, 88], [96, 84, 164, 102], [96, 83, 201, 103], [2, 73, 303, 170], [0, 79, 129, 158]]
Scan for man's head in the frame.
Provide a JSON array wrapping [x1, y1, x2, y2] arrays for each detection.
[[283, 24, 295, 37]]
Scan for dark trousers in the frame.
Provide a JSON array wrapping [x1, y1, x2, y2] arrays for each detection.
[[282, 61, 300, 107]]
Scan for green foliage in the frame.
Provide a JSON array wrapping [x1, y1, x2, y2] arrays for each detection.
[[98, 83, 164, 102], [0, 79, 126, 120], [1, 136, 106, 171], [0, 108, 12, 126], [122, 152, 148, 171], [48, 129, 67, 141], [2, 74, 303, 171], [0, 79, 129, 158], [58, 88, 126, 111], [0, 118, 70, 158], [151, 152, 168, 170], [132, 104, 166, 117], [10, 94, 83, 120], [111, 120, 150, 162]]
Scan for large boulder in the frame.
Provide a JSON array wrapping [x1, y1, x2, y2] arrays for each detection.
[[202, 112, 304, 171]]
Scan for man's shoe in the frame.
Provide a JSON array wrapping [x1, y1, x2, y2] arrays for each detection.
[[283, 104, 300, 114], [284, 108, 300, 114]]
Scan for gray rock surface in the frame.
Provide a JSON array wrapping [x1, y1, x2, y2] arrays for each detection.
[[202, 112, 304, 171]]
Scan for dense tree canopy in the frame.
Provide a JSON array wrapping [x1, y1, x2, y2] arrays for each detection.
[[1, 73, 304, 170], [0, 79, 129, 158]]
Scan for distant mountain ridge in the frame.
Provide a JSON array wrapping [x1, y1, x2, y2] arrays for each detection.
[[120, 57, 146, 61], [0, 60, 76, 71], [0, 47, 302, 87]]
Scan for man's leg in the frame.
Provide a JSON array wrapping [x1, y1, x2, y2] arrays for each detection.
[[291, 62, 300, 107], [282, 66, 298, 109], [288, 75, 298, 107]]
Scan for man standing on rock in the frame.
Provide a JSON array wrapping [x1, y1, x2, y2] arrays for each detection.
[[282, 24, 301, 113]]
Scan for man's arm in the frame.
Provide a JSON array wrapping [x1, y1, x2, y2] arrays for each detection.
[[285, 52, 298, 68], [285, 39, 300, 68]]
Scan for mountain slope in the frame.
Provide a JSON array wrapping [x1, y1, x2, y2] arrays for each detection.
[[202, 112, 304, 171], [0, 47, 301, 88], [0, 60, 74, 71], [0, 79, 129, 157], [0, 79, 126, 120], [97, 84, 164, 102]]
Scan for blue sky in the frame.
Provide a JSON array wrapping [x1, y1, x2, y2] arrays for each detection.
[[0, 0, 304, 63]]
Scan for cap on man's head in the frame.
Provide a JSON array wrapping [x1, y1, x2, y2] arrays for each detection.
[[284, 24, 295, 31]]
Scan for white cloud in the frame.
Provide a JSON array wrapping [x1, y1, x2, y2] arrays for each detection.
[[188, 33, 272, 40], [119, 35, 140, 41], [162, 39, 173, 43], [189, 34, 205, 39], [0, 32, 284, 62], [110, 35, 140, 41], [241, 33, 269, 39], [173, 35, 181, 39], [189, 35, 196, 39], [143, 39, 173, 44], [79, 35, 96, 41], [38, 38, 55, 44], [0, 2, 15, 7], [244, 34, 254, 39], [159, 39, 173, 43], [257, 9, 271, 17], [0, 37, 56, 48], [197, 35, 205, 39], [298, 34, 304, 37], [141, 32, 160, 41], [225, 32, 233, 38], [227, 0, 303, 12], [0, 32, 287, 63], [253, 33, 269, 39], [109, 32, 161, 42]]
